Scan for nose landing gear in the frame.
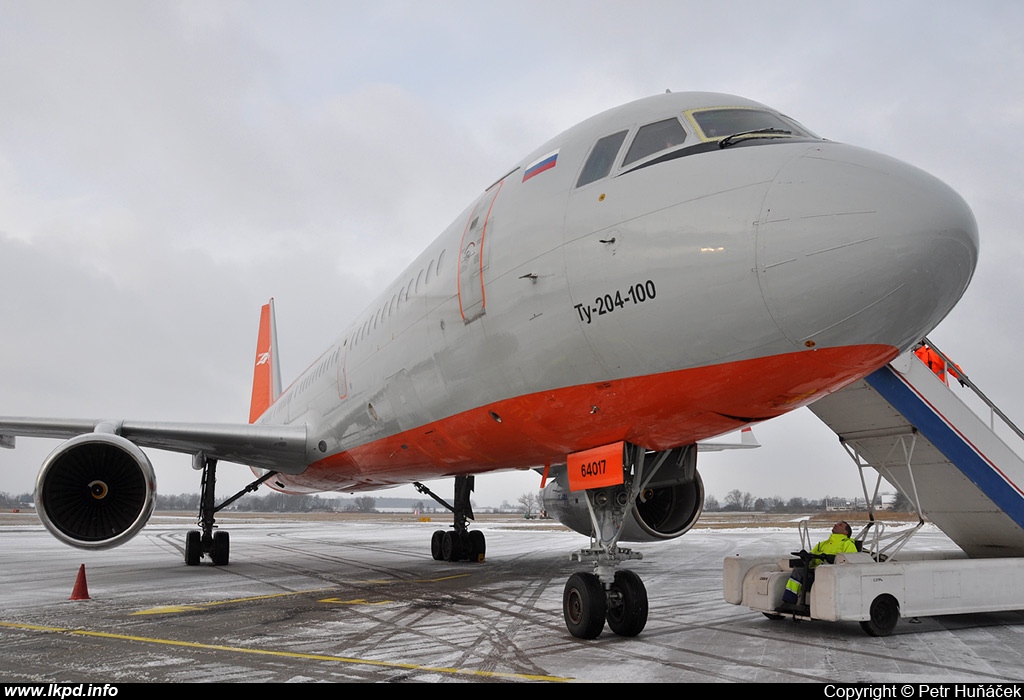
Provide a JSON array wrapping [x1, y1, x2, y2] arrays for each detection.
[[562, 443, 653, 639]]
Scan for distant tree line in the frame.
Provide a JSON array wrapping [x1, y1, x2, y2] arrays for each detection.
[[0, 490, 379, 513], [0, 492, 32, 507], [0, 488, 914, 515], [153, 492, 377, 513], [517, 491, 543, 517], [704, 489, 902, 513]]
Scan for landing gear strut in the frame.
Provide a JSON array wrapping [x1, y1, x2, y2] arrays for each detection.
[[184, 453, 277, 566], [415, 475, 486, 562], [560, 442, 687, 639]]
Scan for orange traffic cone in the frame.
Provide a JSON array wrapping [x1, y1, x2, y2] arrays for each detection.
[[70, 564, 90, 600]]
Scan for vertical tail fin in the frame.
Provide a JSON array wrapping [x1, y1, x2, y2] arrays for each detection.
[[249, 299, 283, 424], [740, 427, 759, 447]]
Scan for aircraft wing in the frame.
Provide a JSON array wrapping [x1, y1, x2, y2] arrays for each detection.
[[696, 427, 760, 452], [0, 417, 308, 473]]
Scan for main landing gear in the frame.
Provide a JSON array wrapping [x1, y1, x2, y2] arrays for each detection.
[[562, 442, 658, 639], [415, 475, 486, 563], [184, 453, 277, 566]]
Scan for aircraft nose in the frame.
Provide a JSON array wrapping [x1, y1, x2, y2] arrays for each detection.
[[756, 142, 978, 354]]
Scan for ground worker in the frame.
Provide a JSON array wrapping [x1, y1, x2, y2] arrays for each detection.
[[914, 341, 965, 386], [780, 521, 858, 611]]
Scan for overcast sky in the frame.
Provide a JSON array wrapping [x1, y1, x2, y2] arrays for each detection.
[[2, 1, 1023, 509]]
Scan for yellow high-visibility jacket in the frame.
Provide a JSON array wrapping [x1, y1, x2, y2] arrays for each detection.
[[809, 534, 857, 567]]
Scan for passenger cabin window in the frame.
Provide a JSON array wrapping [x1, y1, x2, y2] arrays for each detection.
[[622, 118, 687, 166], [576, 130, 628, 187], [689, 108, 811, 140]]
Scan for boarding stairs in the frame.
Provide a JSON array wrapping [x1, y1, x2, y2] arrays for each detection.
[[807, 339, 1024, 557]]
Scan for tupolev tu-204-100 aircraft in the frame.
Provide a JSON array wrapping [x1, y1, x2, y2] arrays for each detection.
[[0, 91, 979, 639]]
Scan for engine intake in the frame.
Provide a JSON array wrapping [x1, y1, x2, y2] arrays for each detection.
[[542, 448, 704, 542], [35, 433, 156, 550], [631, 474, 705, 539]]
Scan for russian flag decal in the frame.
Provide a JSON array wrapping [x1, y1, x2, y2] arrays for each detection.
[[522, 149, 559, 182]]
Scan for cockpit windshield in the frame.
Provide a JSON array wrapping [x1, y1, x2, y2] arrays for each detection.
[[586, 105, 822, 183], [688, 108, 814, 141], [622, 118, 688, 166]]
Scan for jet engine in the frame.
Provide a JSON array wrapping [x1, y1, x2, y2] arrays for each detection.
[[35, 433, 157, 550], [541, 446, 704, 542]]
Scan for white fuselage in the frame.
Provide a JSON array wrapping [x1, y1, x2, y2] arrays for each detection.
[[257, 92, 978, 493]]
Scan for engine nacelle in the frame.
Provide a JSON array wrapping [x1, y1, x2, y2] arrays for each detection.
[[542, 451, 704, 542], [35, 433, 157, 550]]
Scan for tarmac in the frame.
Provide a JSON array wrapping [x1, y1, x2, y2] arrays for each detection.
[[1, 511, 1023, 683]]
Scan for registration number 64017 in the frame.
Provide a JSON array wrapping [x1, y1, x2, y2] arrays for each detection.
[[566, 441, 625, 492]]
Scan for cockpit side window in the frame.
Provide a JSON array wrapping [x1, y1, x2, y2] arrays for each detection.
[[688, 108, 812, 140], [576, 130, 628, 188], [622, 118, 687, 166]]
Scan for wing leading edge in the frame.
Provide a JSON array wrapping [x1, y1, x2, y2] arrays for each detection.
[[0, 417, 308, 473]]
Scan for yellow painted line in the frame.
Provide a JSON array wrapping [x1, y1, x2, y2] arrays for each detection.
[[319, 598, 392, 605], [0, 621, 572, 682], [364, 573, 472, 584], [131, 587, 335, 615], [131, 574, 472, 615]]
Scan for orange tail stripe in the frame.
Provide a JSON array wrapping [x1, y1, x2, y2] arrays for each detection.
[[249, 302, 275, 424]]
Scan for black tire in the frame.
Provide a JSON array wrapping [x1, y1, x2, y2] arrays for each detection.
[[860, 594, 899, 637], [211, 530, 230, 566], [468, 530, 486, 562], [430, 530, 445, 560], [606, 569, 648, 637], [563, 572, 607, 639], [441, 530, 462, 562], [185, 530, 201, 566]]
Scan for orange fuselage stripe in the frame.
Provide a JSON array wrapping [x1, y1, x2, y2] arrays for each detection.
[[280, 343, 897, 492]]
